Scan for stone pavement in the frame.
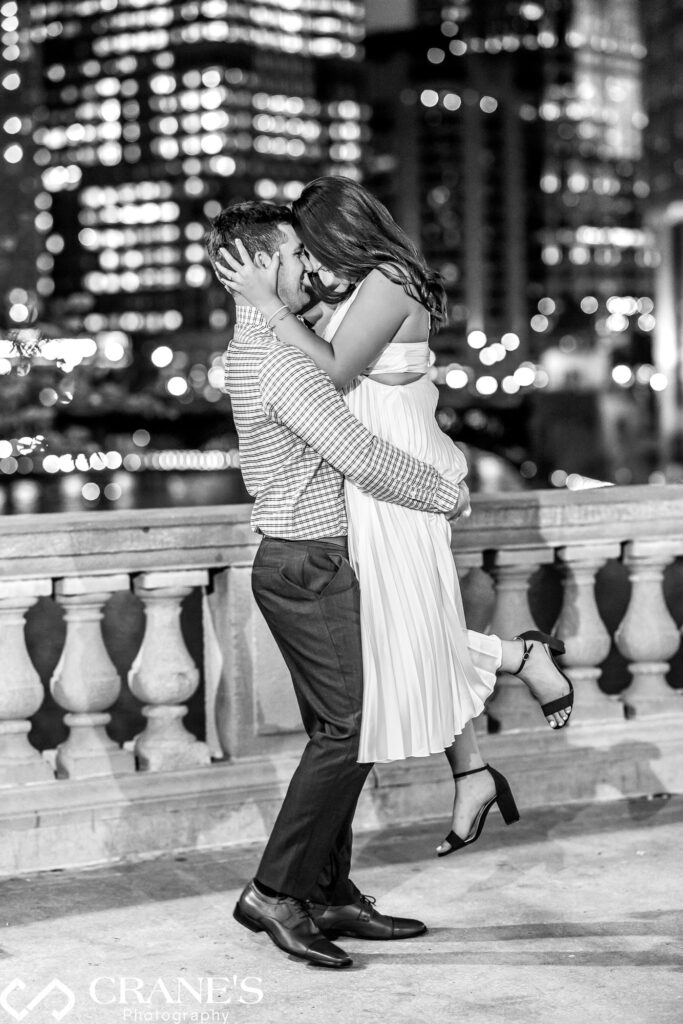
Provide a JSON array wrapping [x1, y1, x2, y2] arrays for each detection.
[[1, 796, 681, 1024]]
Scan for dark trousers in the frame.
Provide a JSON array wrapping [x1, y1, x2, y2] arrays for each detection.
[[251, 535, 374, 905]]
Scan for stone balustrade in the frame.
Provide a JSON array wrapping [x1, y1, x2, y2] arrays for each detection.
[[1, 485, 682, 874]]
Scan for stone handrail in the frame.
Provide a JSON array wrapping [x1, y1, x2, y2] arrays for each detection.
[[2, 484, 682, 578], [1, 485, 682, 872]]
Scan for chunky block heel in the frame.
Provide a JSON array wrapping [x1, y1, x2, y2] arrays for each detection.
[[437, 763, 519, 858], [494, 778, 520, 825]]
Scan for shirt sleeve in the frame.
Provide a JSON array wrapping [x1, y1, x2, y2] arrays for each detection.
[[258, 345, 460, 514]]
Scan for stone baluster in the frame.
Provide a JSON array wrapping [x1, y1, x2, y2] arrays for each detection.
[[0, 579, 54, 786], [203, 563, 252, 761], [615, 540, 683, 716], [455, 549, 495, 635], [554, 544, 624, 724], [454, 549, 489, 736], [203, 562, 304, 760], [51, 575, 136, 778], [485, 547, 555, 732], [129, 570, 211, 771]]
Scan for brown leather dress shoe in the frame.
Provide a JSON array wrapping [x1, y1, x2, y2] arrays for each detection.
[[234, 881, 353, 968], [308, 894, 427, 940]]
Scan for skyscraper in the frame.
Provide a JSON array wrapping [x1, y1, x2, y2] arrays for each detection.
[[28, 1, 367, 356], [0, 0, 42, 335], [366, 1, 654, 401], [367, 18, 536, 364], [640, 0, 683, 461]]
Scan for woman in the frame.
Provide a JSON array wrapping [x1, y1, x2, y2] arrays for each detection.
[[216, 176, 573, 856]]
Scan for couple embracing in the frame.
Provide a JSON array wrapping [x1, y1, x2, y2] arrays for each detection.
[[205, 176, 573, 970]]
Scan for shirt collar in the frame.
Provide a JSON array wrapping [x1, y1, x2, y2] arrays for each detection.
[[235, 305, 270, 332]]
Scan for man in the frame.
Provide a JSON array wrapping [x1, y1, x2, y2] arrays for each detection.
[[205, 201, 466, 970]]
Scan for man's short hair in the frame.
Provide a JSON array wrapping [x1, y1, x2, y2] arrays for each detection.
[[205, 200, 293, 267]]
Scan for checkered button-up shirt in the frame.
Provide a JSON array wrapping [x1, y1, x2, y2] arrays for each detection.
[[225, 305, 460, 539]]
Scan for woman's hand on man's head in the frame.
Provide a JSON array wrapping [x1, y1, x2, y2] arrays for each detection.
[[215, 238, 282, 315]]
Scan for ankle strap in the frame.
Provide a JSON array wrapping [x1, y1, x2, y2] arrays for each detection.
[[510, 637, 532, 676], [453, 764, 489, 780]]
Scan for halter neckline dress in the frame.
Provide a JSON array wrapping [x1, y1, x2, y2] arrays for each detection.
[[323, 281, 502, 763]]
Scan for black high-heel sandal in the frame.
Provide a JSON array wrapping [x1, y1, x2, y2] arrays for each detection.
[[437, 764, 520, 858], [512, 629, 574, 728]]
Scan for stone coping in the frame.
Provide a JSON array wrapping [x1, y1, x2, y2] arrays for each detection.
[[1, 484, 683, 579]]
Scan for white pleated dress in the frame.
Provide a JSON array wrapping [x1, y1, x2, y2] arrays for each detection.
[[323, 286, 502, 763]]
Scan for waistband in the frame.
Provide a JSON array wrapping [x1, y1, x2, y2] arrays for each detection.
[[259, 534, 348, 550]]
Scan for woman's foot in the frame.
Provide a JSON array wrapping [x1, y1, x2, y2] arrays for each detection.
[[506, 634, 573, 728], [436, 765, 496, 855]]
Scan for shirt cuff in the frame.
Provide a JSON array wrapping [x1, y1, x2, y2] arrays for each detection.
[[433, 476, 460, 513]]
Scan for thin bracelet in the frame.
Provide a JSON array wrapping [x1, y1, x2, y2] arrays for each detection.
[[271, 310, 293, 328], [266, 304, 290, 328]]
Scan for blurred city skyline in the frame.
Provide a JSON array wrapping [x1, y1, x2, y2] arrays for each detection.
[[0, 0, 682, 514]]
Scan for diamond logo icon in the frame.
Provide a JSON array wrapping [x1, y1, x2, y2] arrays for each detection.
[[0, 979, 76, 1021]]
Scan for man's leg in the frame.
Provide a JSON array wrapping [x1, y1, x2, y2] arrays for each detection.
[[251, 537, 372, 904]]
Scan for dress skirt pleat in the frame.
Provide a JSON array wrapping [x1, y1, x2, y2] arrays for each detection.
[[345, 375, 501, 763]]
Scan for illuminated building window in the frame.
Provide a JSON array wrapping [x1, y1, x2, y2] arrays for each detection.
[[24, 0, 366, 336]]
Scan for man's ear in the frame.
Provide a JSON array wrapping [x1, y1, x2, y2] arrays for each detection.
[[253, 250, 272, 269]]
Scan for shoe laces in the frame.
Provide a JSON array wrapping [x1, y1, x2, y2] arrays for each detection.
[[281, 897, 311, 924], [305, 894, 376, 912]]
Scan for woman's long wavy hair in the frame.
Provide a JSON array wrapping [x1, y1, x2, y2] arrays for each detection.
[[292, 176, 447, 329]]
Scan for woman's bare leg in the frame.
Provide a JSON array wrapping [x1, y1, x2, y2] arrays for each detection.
[[435, 628, 573, 852], [437, 722, 495, 854], [436, 632, 572, 853]]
